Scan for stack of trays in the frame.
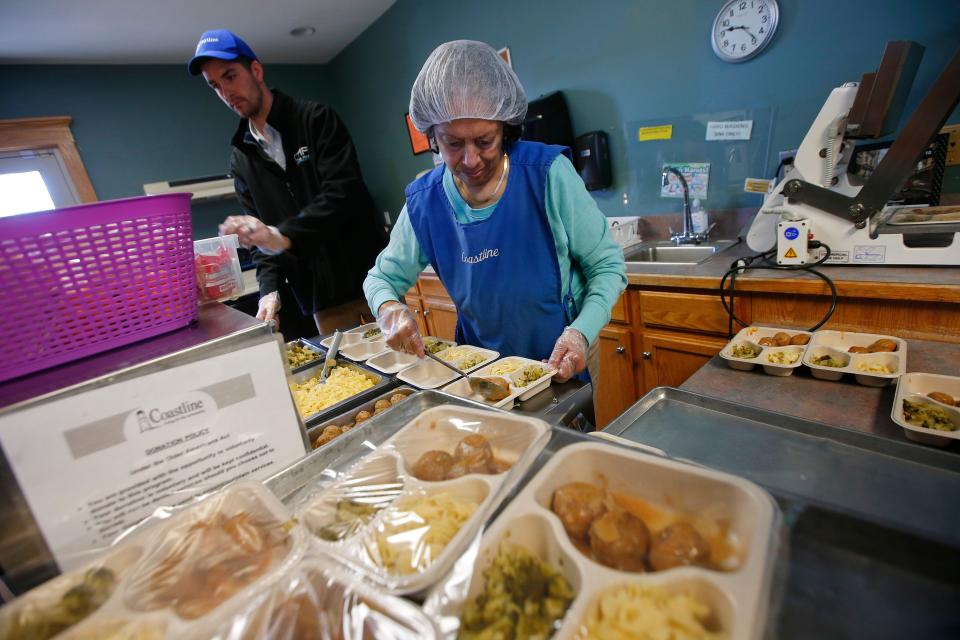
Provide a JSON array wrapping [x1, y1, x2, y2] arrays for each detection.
[[366, 337, 456, 374], [315, 323, 386, 362], [396, 345, 499, 389], [891, 372, 960, 447], [442, 356, 558, 408], [426, 442, 780, 640], [0, 482, 440, 639], [295, 405, 550, 596]]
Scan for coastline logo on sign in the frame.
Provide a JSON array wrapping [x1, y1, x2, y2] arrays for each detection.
[[462, 248, 500, 264], [127, 392, 212, 435]]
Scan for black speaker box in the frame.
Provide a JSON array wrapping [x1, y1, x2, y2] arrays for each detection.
[[573, 130, 611, 191], [522, 91, 575, 151]]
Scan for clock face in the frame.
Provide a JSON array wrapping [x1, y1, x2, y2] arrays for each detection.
[[712, 0, 779, 63]]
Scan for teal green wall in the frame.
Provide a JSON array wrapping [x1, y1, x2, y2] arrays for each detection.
[[1, 1, 957, 230], [325, 0, 960, 219], [0, 64, 333, 238]]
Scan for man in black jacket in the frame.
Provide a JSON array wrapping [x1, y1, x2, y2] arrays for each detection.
[[188, 29, 386, 332]]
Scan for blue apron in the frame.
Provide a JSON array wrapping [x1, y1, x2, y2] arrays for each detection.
[[405, 141, 576, 361]]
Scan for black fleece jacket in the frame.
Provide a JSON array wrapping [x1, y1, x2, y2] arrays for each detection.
[[230, 90, 387, 315]]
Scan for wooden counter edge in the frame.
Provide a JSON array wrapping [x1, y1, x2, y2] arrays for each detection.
[[627, 272, 960, 303]]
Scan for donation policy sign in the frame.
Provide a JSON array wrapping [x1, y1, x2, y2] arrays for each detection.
[[0, 340, 305, 570]]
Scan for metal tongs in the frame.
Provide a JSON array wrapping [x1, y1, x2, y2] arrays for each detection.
[[423, 350, 511, 401], [318, 330, 342, 383]]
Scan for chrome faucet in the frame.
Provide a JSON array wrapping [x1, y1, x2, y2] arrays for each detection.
[[662, 166, 707, 245]]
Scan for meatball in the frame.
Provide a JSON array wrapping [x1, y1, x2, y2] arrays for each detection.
[[648, 522, 711, 571], [588, 510, 650, 572], [389, 393, 407, 405], [869, 338, 898, 352], [374, 399, 391, 412], [789, 333, 810, 345], [412, 450, 455, 481], [453, 434, 493, 473], [312, 425, 342, 449], [848, 345, 871, 354], [354, 410, 372, 424], [758, 337, 777, 347], [773, 332, 791, 346], [552, 482, 606, 541], [928, 391, 956, 406]]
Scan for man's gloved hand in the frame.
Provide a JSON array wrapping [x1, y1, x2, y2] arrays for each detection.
[[220, 215, 290, 255], [257, 291, 281, 330], [547, 327, 588, 383], [377, 301, 424, 357]]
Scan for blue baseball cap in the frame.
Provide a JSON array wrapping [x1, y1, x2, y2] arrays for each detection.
[[188, 29, 258, 75]]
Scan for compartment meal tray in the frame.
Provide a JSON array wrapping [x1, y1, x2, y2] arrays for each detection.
[[602, 386, 960, 639]]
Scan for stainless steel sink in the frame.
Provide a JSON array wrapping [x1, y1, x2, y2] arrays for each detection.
[[624, 239, 738, 265]]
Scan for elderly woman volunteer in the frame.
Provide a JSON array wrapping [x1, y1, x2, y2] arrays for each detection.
[[364, 40, 626, 383]]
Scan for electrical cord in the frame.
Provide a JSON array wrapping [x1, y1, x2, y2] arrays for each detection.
[[719, 241, 838, 337]]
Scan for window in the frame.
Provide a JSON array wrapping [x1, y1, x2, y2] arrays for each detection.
[[0, 171, 55, 217], [0, 149, 78, 216], [0, 117, 97, 213]]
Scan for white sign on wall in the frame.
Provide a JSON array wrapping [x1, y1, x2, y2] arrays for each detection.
[[706, 120, 754, 141], [0, 340, 305, 570]]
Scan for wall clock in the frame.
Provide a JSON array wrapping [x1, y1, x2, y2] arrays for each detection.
[[711, 0, 779, 63]]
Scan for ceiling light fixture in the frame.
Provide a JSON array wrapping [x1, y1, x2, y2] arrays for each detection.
[[289, 26, 316, 37]]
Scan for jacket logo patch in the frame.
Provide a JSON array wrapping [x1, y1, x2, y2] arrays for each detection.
[[294, 146, 310, 165]]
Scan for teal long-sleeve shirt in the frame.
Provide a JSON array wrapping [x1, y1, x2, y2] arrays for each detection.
[[363, 154, 627, 345]]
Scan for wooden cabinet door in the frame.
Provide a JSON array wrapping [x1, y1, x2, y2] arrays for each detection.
[[641, 329, 728, 391], [403, 294, 429, 336], [595, 325, 637, 429], [423, 296, 458, 341]]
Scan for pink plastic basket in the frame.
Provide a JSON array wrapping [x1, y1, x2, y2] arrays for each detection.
[[0, 193, 197, 383]]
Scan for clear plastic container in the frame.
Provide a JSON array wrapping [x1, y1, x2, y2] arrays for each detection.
[[425, 442, 782, 640], [194, 235, 243, 303], [295, 405, 550, 596]]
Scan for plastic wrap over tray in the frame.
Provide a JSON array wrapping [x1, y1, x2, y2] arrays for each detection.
[[424, 442, 782, 640], [293, 404, 551, 596]]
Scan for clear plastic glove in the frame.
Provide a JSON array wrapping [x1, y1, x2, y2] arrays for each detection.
[[547, 327, 588, 383], [219, 215, 290, 255], [257, 291, 281, 330], [377, 301, 424, 357]]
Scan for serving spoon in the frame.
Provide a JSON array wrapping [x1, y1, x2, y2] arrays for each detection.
[[423, 351, 512, 401]]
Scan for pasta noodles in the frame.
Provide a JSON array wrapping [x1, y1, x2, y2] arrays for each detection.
[[576, 583, 723, 640], [291, 367, 374, 417], [365, 492, 477, 574], [489, 361, 521, 375]]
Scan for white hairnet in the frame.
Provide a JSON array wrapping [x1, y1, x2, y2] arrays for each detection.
[[409, 40, 528, 132]]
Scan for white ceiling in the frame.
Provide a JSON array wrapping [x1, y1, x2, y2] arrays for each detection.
[[0, 0, 396, 65]]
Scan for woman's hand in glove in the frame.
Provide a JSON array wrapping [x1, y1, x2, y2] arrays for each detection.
[[547, 327, 588, 382], [377, 301, 424, 357]]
